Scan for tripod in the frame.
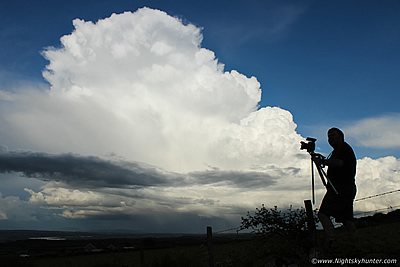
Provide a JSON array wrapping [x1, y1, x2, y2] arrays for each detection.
[[309, 152, 338, 204]]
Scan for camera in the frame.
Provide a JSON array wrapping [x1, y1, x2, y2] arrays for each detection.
[[300, 137, 317, 153]]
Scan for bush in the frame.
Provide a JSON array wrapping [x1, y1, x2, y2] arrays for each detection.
[[237, 205, 319, 265], [240, 205, 315, 237]]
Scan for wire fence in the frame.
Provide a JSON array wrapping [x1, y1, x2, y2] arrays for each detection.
[[213, 226, 243, 235], [211, 188, 400, 235], [354, 189, 400, 202], [353, 188, 400, 217]]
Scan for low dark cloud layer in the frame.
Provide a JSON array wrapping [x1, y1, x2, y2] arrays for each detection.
[[189, 169, 277, 188], [0, 150, 278, 190], [0, 151, 172, 188]]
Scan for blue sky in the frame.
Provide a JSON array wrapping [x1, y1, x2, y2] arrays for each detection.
[[0, 0, 399, 232]]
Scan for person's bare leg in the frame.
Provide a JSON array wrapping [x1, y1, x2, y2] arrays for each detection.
[[318, 213, 335, 245], [343, 220, 358, 247]]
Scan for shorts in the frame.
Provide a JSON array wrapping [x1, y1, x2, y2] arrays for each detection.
[[319, 184, 357, 223]]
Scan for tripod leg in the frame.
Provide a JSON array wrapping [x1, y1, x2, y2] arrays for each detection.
[[315, 164, 327, 187], [320, 168, 339, 195], [311, 158, 315, 204]]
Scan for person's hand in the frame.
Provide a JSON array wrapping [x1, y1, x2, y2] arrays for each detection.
[[312, 155, 324, 166]]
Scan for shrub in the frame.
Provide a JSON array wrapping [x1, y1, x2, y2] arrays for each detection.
[[240, 205, 313, 237], [237, 205, 318, 265]]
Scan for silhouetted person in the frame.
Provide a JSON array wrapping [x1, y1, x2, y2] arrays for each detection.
[[313, 128, 357, 248]]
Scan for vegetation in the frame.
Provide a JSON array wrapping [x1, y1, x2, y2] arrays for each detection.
[[1, 208, 400, 266], [240, 205, 316, 237], [236, 205, 318, 265]]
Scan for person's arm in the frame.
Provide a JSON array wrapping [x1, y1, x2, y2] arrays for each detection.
[[324, 158, 344, 168], [312, 155, 344, 168]]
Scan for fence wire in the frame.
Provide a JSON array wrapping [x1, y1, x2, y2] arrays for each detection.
[[355, 189, 400, 202], [213, 226, 242, 234], [212, 189, 400, 235]]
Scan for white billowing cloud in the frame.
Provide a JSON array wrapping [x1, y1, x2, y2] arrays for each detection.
[[209, 107, 303, 170], [344, 113, 400, 148], [25, 186, 138, 219], [0, 7, 399, 231], [2, 7, 302, 174], [0, 193, 38, 222], [354, 156, 400, 214]]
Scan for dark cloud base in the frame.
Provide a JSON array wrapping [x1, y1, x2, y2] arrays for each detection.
[[0, 150, 171, 188], [0, 150, 278, 189]]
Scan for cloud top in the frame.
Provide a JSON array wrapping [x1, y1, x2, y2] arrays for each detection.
[[42, 8, 261, 121]]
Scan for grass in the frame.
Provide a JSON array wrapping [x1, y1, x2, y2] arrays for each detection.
[[3, 221, 400, 266]]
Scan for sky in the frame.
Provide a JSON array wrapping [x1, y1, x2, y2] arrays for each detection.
[[0, 0, 399, 233]]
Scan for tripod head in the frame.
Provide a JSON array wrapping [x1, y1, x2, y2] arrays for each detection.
[[300, 137, 326, 167], [300, 137, 317, 153]]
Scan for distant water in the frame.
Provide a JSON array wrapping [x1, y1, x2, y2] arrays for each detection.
[[0, 230, 199, 241], [0, 230, 103, 241], [29, 237, 67, 241]]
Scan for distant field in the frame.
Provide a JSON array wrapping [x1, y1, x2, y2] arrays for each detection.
[[1, 215, 400, 266]]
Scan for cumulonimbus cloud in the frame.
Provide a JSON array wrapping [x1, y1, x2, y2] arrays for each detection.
[[0, 7, 399, 231], [1, 7, 304, 174]]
